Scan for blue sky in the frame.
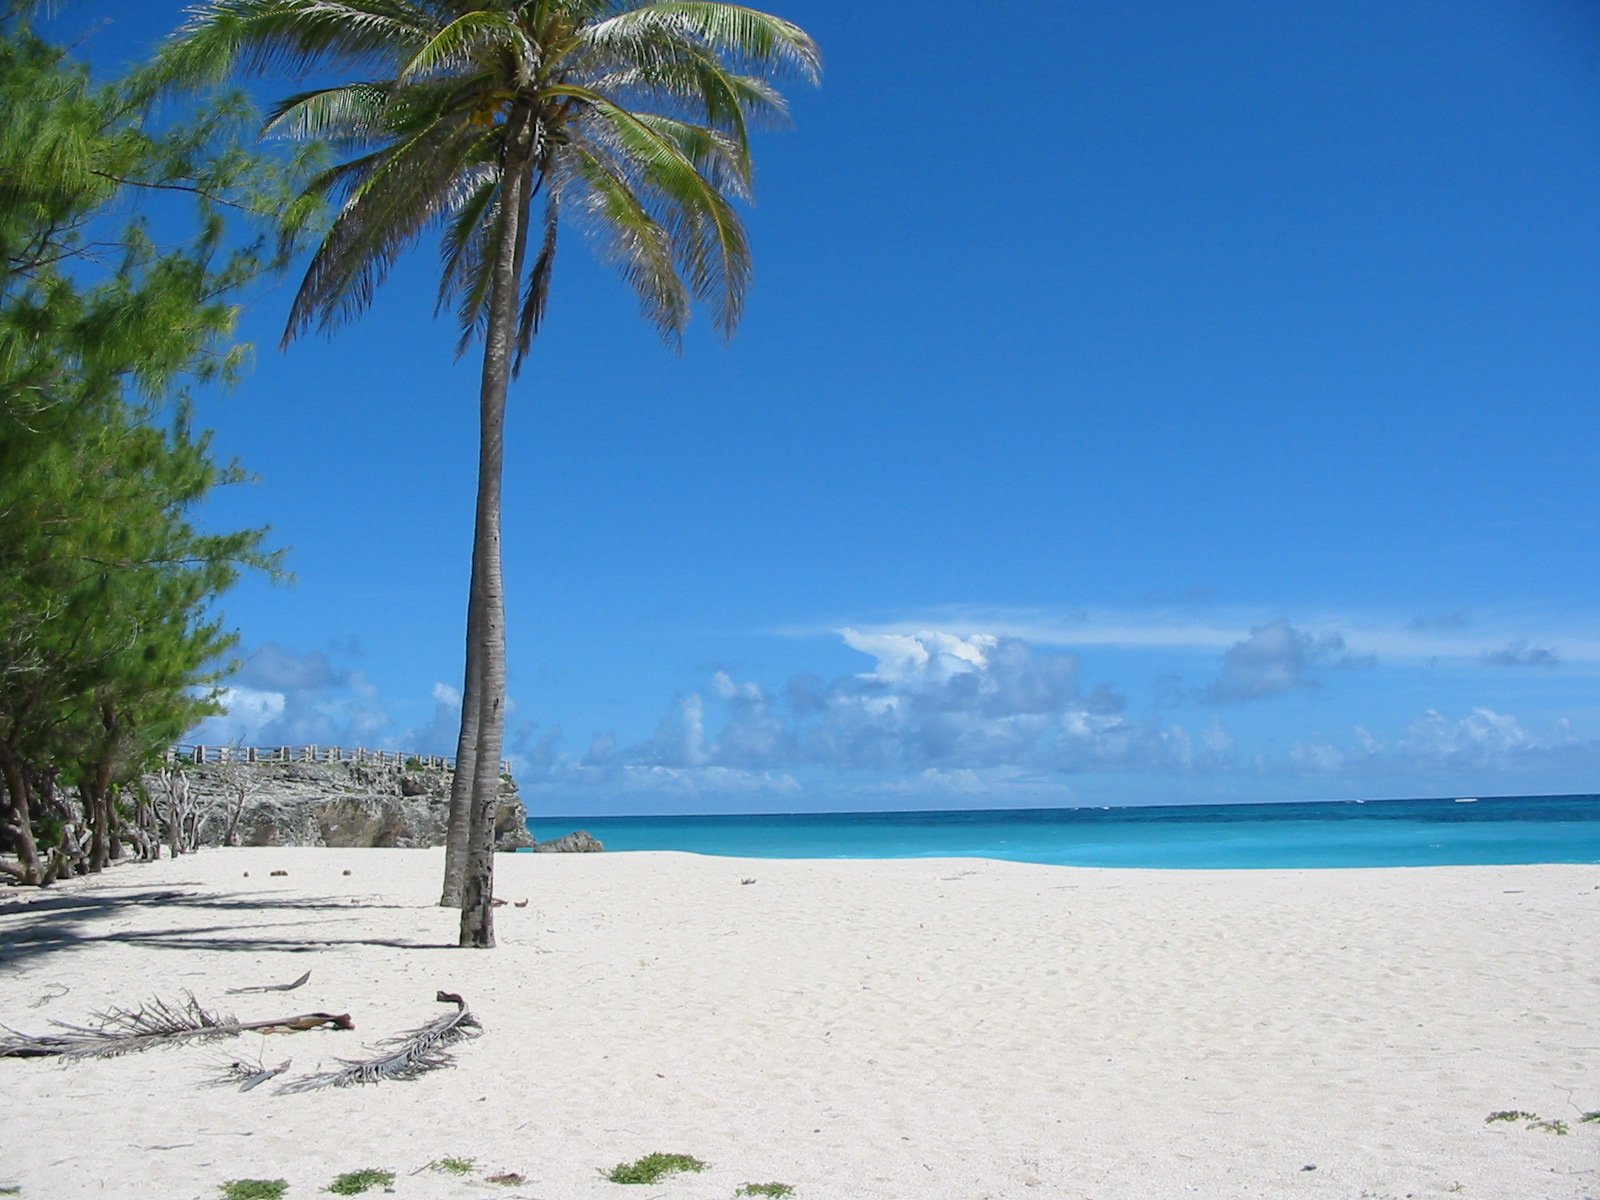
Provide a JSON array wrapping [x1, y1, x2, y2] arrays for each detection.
[[55, 1, 1600, 813]]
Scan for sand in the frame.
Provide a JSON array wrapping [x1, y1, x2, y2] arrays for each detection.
[[0, 847, 1596, 1199]]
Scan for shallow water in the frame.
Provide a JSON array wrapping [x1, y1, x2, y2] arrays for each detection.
[[528, 794, 1600, 868]]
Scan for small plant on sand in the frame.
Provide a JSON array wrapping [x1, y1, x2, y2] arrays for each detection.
[[1486, 1110, 1538, 1123], [1528, 1119, 1569, 1135], [326, 1168, 394, 1195], [0, 1187, 21, 1197], [426, 1157, 474, 1175], [1581, 1111, 1600, 1124], [606, 1153, 708, 1185], [737, 1185, 795, 1198], [220, 1183, 287, 1200]]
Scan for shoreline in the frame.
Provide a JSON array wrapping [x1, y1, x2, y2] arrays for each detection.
[[3, 848, 1597, 1198]]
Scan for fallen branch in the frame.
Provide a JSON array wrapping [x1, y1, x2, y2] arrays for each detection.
[[279, 991, 480, 1092], [207, 1054, 293, 1092], [0, 994, 353, 1059], [226, 970, 311, 995]]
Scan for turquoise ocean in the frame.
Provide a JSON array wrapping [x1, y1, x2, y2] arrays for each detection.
[[529, 794, 1600, 869]]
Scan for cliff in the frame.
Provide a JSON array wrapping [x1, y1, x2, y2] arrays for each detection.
[[146, 759, 541, 852]]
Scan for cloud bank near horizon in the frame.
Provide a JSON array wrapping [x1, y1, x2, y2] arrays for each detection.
[[189, 611, 1600, 806]]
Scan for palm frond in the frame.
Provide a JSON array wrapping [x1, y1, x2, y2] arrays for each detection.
[[436, 167, 503, 347], [514, 191, 561, 370], [263, 81, 392, 144], [277, 991, 480, 1092], [287, 118, 494, 340], [0, 994, 352, 1060], [567, 88, 750, 336], [567, 143, 690, 345], [585, 2, 820, 83], [396, 9, 533, 85], [205, 1053, 293, 1091], [145, 0, 436, 96], [631, 113, 750, 197]]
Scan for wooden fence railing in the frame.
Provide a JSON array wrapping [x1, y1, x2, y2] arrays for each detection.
[[165, 745, 511, 774]]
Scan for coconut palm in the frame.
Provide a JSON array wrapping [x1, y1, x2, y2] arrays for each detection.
[[151, 1, 818, 946]]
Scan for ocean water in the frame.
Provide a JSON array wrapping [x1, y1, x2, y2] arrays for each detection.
[[529, 794, 1600, 869]]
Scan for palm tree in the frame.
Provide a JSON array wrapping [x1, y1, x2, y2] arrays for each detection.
[[151, 1, 818, 946]]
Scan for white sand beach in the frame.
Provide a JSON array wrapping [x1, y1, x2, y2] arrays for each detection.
[[1, 848, 1596, 1199]]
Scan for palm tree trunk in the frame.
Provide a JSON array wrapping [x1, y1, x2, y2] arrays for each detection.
[[439, 554, 483, 907], [458, 105, 538, 949]]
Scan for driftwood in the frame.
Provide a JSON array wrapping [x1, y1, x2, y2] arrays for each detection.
[[0, 994, 353, 1059], [226, 970, 311, 995], [278, 991, 479, 1093]]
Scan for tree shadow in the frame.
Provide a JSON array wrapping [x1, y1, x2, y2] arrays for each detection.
[[0, 885, 458, 970]]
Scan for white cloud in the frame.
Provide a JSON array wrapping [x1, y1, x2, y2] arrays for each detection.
[[840, 628, 994, 684], [188, 642, 399, 751], [1403, 707, 1532, 764], [806, 604, 1600, 666], [1201, 619, 1368, 705], [1285, 708, 1598, 777], [189, 686, 287, 744], [613, 631, 1206, 779]]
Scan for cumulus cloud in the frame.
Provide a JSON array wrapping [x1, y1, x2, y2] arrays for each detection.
[[611, 630, 1221, 780], [1287, 709, 1597, 777], [235, 644, 344, 691], [190, 687, 286, 744], [1402, 707, 1534, 766], [398, 682, 465, 755], [1201, 620, 1370, 705], [187, 642, 396, 749], [1482, 640, 1560, 668]]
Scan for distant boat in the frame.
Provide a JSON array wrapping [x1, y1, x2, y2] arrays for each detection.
[[1454, 798, 1479, 804]]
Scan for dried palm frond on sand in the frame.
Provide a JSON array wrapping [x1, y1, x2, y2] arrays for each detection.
[[0, 995, 352, 1059], [279, 991, 480, 1092]]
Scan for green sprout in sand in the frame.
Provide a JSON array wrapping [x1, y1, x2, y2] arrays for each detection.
[[220, 1183, 286, 1200], [737, 1185, 796, 1198], [326, 1168, 394, 1195], [606, 1153, 708, 1185]]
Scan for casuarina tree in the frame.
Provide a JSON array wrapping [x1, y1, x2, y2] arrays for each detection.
[[150, 1, 819, 945], [0, 12, 311, 884]]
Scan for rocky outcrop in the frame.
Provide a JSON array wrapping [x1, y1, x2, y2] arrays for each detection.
[[532, 830, 604, 854], [145, 759, 539, 852]]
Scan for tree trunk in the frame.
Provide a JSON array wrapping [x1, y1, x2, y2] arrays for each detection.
[[458, 105, 538, 949], [108, 783, 124, 861], [0, 750, 43, 886], [85, 781, 110, 873], [439, 559, 484, 906], [85, 754, 115, 873], [86, 704, 114, 871]]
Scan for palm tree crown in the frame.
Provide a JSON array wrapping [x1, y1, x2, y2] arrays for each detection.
[[156, 0, 819, 357]]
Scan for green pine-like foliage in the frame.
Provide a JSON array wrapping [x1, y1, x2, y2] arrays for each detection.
[[0, 13, 318, 884]]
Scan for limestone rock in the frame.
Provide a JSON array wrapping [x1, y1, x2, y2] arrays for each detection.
[[142, 759, 538, 852], [532, 830, 604, 853]]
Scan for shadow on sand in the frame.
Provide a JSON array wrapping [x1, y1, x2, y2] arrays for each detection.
[[0, 884, 457, 970]]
